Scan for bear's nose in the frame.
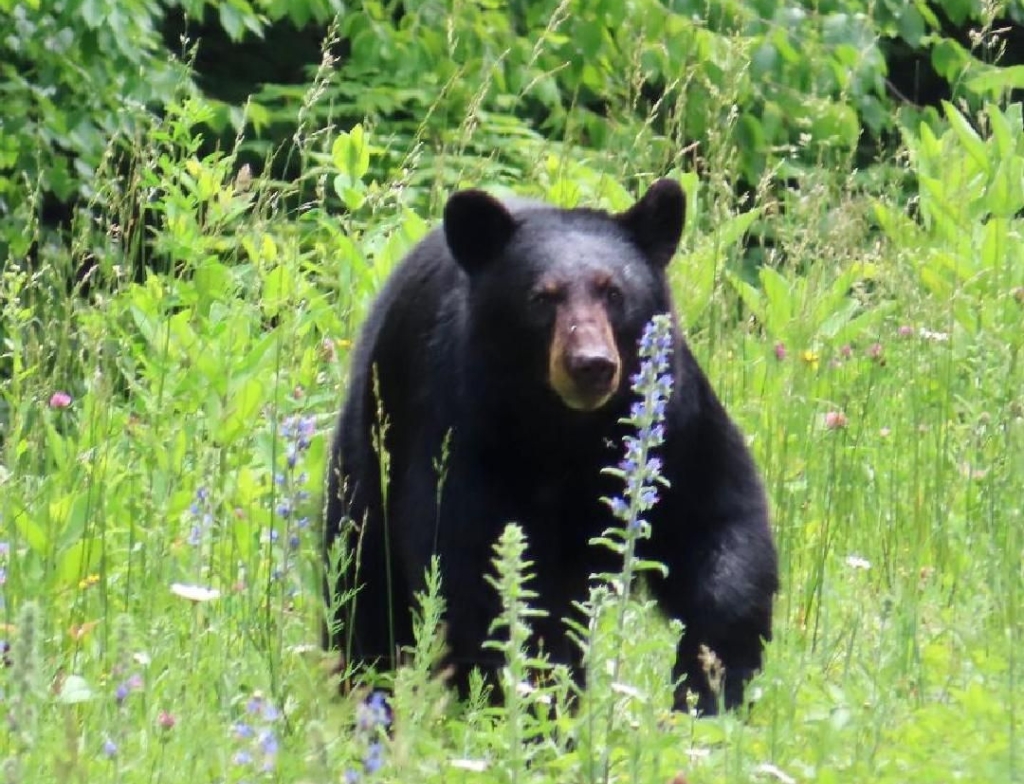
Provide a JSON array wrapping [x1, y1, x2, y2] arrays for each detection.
[[566, 352, 618, 391]]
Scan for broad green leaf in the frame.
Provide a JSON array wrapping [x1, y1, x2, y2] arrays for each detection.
[[987, 158, 1024, 219], [58, 539, 92, 587], [931, 38, 970, 82], [80, 0, 104, 27], [333, 177, 367, 211], [919, 265, 952, 299], [332, 124, 371, 180], [980, 218, 1008, 274], [260, 233, 278, 264], [873, 201, 923, 245], [233, 331, 280, 381], [194, 259, 233, 317], [984, 103, 1017, 159], [942, 101, 989, 174], [262, 265, 296, 318], [915, 121, 941, 169], [896, 4, 925, 47], [817, 299, 860, 340], [829, 301, 896, 346], [14, 512, 48, 553], [217, 377, 265, 445], [726, 271, 765, 325], [129, 304, 162, 351], [711, 208, 761, 251], [759, 266, 793, 334], [966, 65, 1024, 99], [218, 3, 246, 41]]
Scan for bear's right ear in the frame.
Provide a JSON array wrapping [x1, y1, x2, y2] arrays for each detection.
[[444, 190, 517, 274]]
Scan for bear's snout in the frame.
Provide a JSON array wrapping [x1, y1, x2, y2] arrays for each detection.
[[565, 350, 618, 393], [549, 313, 621, 411]]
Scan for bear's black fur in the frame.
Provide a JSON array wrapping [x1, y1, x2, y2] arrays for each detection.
[[323, 179, 778, 714]]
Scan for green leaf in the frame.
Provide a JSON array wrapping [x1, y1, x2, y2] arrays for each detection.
[[942, 101, 989, 173], [331, 124, 371, 180], [931, 38, 969, 82], [896, 5, 925, 47], [726, 271, 765, 325], [14, 511, 48, 553], [218, 3, 246, 41], [759, 266, 793, 335], [966, 65, 1024, 99], [333, 177, 367, 211], [261, 265, 295, 318], [987, 158, 1024, 219], [194, 259, 233, 316], [217, 377, 265, 445], [980, 218, 1008, 274], [80, 0, 105, 28], [58, 540, 92, 587], [711, 208, 761, 251], [985, 103, 1017, 159], [873, 200, 924, 245]]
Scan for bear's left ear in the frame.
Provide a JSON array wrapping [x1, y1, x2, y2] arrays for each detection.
[[444, 189, 517, 274], [617, 178, 686, 269]]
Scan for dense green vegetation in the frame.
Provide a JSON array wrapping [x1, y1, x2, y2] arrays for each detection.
[[1, 1, 1022, 782]]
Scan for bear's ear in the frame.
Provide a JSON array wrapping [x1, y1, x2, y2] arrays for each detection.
[[617, 178, 686, 269], [444, 189, 517, 274]]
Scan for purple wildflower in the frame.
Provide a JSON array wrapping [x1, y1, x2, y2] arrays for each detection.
[[604, 314, 674, 532], [609, 497, 628, 517], [258, 728, 279, 757], [356, 691, 393, 733], [186, 487, 214, 549], [364, 741, 384, 774], [232, 693, 280, 776], [266, 413, 318, 589]]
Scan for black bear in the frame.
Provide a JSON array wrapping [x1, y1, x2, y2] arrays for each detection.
[[323, 179, 778, 714]]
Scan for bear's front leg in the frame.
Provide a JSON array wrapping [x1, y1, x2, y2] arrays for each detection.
[[648, 516, 777, 715]]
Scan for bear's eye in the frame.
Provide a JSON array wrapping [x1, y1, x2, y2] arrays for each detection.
[[599, 281, 624, 306], [529, 286, 562, 308]]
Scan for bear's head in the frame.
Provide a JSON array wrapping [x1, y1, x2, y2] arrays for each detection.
[[444, 179, 685, 414]]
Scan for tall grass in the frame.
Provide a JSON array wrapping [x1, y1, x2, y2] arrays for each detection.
[[0, 14, 1021, 784]]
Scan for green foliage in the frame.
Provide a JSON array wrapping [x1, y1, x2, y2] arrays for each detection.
[[0, 0, 185, 256], [1, 2, 1023, 783], [877, 101, 1024, 336]]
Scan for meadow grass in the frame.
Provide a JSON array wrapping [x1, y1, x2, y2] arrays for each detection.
[[0, 27, 1022, 784]]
